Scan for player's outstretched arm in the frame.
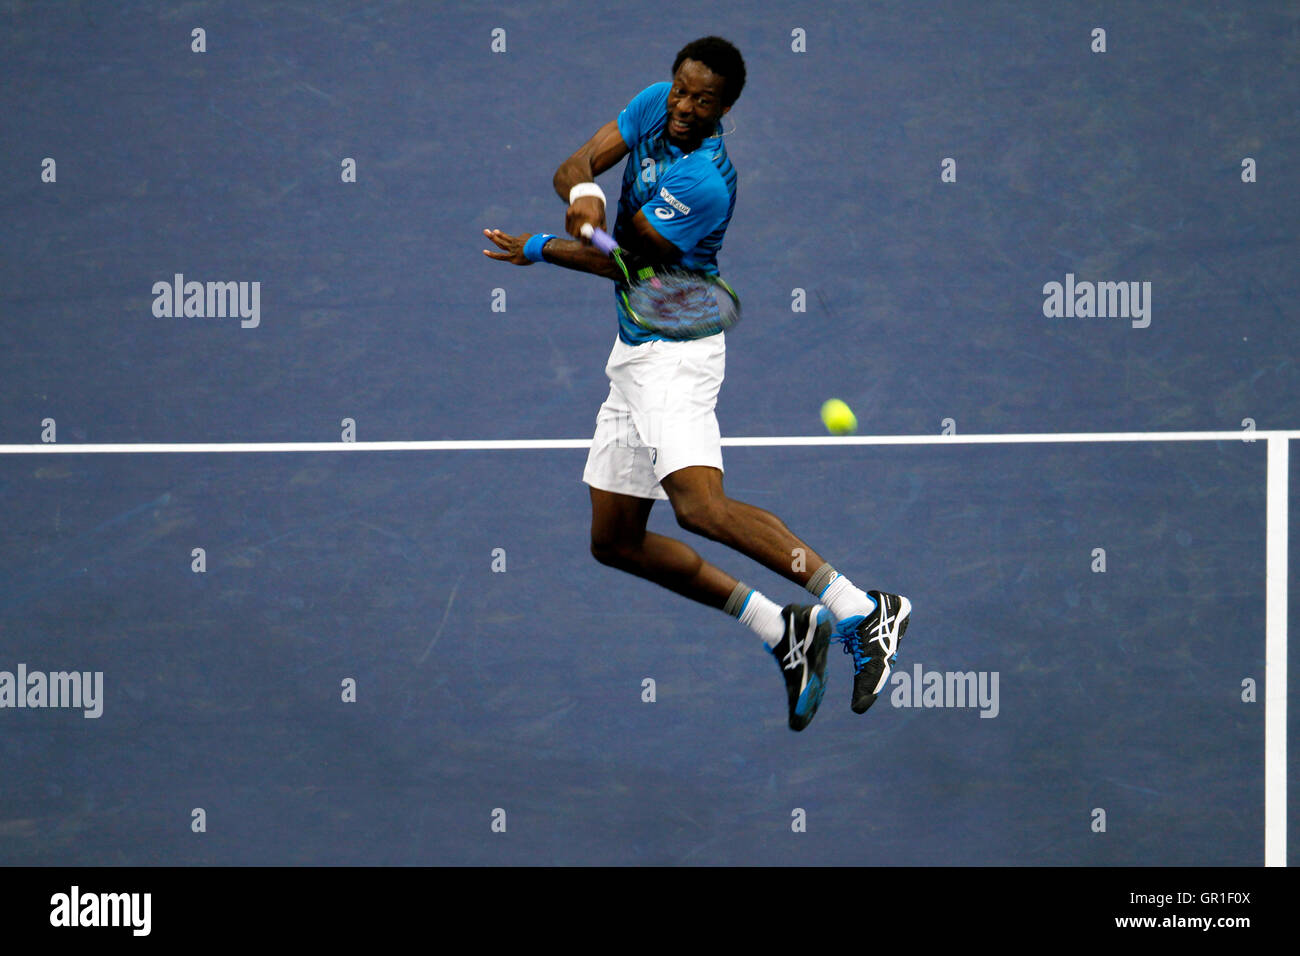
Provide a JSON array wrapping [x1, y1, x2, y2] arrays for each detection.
[[482, 204, 682, 280], [482, 228, 624, 280], [554, 120, 628, 238]]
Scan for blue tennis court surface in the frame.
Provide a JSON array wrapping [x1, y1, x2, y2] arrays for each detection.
[[1, 1, 1296, 866]]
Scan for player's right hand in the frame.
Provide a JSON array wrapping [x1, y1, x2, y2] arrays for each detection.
[[566, 197, 605, 240]]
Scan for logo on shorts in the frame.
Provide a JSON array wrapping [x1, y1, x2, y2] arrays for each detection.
[[649, 448, 658, 465], [658, 187, 690, 215]]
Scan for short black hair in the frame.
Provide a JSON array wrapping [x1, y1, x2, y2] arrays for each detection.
[[671, 36, 746, 107]]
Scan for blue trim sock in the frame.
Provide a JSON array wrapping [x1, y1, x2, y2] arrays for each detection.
[[725, 582, 786, 647], [808, 566, 877, 621]]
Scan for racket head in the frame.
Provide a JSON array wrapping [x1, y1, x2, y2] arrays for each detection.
[[619, 268, 741, 339]]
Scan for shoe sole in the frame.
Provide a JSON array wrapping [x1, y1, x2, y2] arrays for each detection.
[[852, 595, 911, 715]]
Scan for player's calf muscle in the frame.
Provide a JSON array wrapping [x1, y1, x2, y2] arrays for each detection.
[[686, 497, 821, 584]]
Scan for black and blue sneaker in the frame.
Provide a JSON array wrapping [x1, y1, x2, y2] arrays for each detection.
[[771, 604, 832, 731], [833, 591, 911, 714]]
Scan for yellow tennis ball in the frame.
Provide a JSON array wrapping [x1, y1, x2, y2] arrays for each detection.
[[820, 398, 857, 435]]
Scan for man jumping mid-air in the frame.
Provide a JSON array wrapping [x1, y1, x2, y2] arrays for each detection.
[[483, 36, 909, 731]]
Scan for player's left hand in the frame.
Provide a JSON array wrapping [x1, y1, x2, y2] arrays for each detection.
[[482, 228, 533, 265]]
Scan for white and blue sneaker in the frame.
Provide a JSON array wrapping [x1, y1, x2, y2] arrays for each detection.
[[833, 591, 911, 714], [771, 604, 832, 731]]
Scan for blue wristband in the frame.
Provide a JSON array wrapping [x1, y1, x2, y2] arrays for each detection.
[[523, 233, 556, 263]]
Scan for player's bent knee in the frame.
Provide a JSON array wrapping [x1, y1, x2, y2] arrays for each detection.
[[591, 538, 634, 568], [673, 499, 726, 540]]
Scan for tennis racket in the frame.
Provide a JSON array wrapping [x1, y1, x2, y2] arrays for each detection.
[[580, 224, 740, 339]]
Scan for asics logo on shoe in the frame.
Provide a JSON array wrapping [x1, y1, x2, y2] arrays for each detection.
[[867, 608, 896, 651], [782, 620, 808, 672]]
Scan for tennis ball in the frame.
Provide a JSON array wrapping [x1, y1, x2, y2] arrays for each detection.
[[820, 398, 857, 435]]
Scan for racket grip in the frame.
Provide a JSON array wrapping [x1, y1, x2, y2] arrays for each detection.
[[580, 223, 619, 255]]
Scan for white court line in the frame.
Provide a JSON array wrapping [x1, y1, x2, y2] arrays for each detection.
[[1266, 436, 1289, 867], [0, 429, 1290, 866], [0, 429, 1296, 454]]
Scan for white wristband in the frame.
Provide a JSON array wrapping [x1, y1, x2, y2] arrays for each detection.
[[569, 182, 606, 206]]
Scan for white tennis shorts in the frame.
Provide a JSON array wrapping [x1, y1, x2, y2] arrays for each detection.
[[582, 332, 726, 500]]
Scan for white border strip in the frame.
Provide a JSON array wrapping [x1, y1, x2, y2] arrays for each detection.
[[1266, 436, 1289, 866], [0, 429, 1297, 454]]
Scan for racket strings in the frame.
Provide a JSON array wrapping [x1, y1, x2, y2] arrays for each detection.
[[626, 274, 725, 329]]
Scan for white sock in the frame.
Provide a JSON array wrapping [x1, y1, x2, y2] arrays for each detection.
[[738, 590, 787, 647], [819, 573, 877, 621]]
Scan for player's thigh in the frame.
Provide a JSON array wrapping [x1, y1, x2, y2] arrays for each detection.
[[589, 487, 655, 550]]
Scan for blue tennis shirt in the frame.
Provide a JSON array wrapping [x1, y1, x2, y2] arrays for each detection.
[[612, 81, 738, 344]]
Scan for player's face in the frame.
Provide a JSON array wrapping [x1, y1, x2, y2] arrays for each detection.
[[666, 59, 729, 148]]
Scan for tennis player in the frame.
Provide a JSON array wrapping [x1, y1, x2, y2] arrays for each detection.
[[483, 37, 909, 730]]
